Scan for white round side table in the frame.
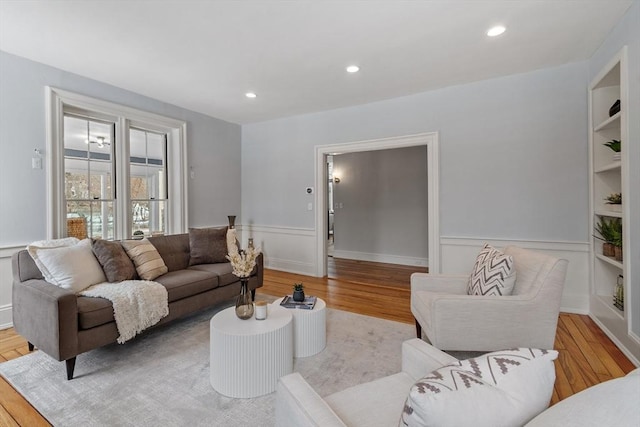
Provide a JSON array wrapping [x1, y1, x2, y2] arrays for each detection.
[[273, 297, 326, 358], [209, 305, 293, 398]]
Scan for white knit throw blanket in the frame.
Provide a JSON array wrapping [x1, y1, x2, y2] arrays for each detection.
[[80, 280, 169, 344]]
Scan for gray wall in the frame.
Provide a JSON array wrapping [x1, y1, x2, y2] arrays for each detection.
[[242, 61, 589, 242], [588, 0, 640, 336], [0, 51, 242, 246], [332, 146, 428, 260]]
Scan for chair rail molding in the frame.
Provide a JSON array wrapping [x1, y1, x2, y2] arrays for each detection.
[[314, 132, 440, 277], [440, 236, 590, 314]]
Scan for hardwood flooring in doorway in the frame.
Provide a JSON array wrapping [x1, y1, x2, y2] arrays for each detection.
[[327, 257, 428, 289]]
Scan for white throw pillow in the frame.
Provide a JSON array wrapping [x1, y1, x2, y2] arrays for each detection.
[[27, 237, 79, 280], [399, 348, 558, 427], [27, 238, 106, 293], [467, 244, 516, 296]]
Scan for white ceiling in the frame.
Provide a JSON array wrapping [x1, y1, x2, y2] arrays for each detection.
[[0, 1, 632, 124]]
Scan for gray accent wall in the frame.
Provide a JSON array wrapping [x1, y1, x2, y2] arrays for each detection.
[[0, 51, 241, 246], [332, 146, 428, 261], [588, 0, 640, 338], [242, 61, 589, 242]]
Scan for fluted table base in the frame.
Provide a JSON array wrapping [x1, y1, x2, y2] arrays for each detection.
[[273, 297, 327, 358], [210, 306, 293, 398]]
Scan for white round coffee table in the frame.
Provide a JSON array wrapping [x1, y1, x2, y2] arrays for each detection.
[[273, 297, 326, 357], [210, 305, 293, 398]]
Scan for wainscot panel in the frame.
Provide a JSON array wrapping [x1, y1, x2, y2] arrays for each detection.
[[0, 245, 25, 329], [237, 225, 316, 276]]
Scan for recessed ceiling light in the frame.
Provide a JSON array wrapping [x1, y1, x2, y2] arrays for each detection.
[[245, 92, 257, 98], [346, 65, 360, 73], [487, 26, 506, 37]]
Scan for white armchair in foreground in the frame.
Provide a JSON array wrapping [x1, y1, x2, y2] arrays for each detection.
[[411, 246, 568, 351]]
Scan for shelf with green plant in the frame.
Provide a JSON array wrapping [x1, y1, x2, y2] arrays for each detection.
[[595, 217, 623, 262]]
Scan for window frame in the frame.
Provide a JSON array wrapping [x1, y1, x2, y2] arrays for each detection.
[[46, 87, 188, 240]]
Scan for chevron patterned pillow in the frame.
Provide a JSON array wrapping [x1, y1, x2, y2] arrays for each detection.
[[467, 244, 516, 296], [399, 348, 558, 427]]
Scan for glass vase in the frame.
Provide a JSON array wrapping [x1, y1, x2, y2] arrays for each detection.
[[235, 278, 254, 320]]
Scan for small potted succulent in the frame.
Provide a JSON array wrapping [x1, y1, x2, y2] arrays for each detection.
[[292, 283, 305, 302], [603, 139, 621, 161], [604, 193, 622, 212]]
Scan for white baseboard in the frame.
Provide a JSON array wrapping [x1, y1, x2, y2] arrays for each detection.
[[440, 236, 590, 314], [0, 305, 12, 330], [331, 250, 428, 267]]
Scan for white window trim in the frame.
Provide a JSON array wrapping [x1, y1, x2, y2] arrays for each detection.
[[45, 87, 188, 239]]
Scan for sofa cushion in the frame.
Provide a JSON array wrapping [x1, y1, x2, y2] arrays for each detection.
[[77, 296, 114, 330], [188, 227, 228, 266], [325, 372, 415, 427], [467, 244, 516, 296], [400, 348, 558, 427], [153, 269, 219, 302], [121, 239, 168, 281], [92, 239, 136, 282], [188, 263, 236, 286], [27, 238, 106, 293]]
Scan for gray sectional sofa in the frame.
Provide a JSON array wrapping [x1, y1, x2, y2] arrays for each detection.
[[11, 232, 263, 380]]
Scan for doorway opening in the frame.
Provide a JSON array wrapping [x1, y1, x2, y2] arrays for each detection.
[[314, 132, 440, 278]]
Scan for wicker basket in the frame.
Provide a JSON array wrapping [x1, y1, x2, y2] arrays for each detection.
[[67, 217, 87, 240]]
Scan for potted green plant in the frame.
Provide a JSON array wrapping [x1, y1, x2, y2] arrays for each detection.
[[595, 218, 617, 257], [293, 283, 305, 302], [610, 219, 623, 262], [604, 193, 622, 212], [603, 139, 621, 161]]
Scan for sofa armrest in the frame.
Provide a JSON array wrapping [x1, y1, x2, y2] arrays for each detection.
[[401, 339, 459, 380], [12, 278, 78, 361], [276, 372, 347, 427], [410, 273, 468, 294]]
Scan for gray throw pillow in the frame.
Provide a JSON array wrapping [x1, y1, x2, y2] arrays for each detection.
[[189, 227, 228, 265], [92, 239, 137, 283]]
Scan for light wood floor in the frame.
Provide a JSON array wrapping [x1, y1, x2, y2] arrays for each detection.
[[0, 259, 635, 426]]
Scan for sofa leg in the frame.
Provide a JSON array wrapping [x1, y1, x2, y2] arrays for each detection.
[[28, 341, 34, 352], [415, 319, 422, 339], [66, 357, 76, 380]]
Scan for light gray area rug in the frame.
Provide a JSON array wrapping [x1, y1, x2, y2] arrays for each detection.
[[0, 300, 414, 426]]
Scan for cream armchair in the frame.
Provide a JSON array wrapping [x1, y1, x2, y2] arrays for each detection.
[[411, 246, 568, 351]]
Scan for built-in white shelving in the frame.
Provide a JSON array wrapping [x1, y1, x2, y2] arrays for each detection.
[[588, 46, 637, 364]]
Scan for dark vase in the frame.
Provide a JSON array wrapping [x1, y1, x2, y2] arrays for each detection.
[[235, 279, 254, 320], [293, 290, 305, 302], [228, 215, 236, 229]]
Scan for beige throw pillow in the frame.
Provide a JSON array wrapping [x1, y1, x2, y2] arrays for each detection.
[[121, 238, 168, 280]]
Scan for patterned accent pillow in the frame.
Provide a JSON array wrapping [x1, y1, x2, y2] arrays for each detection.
[[188, 227, 229, 265], [467, 244, 516, 296], [92, 239, 137, 283], [399, 348, 558, 427], [121, 239, 168, 281]]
